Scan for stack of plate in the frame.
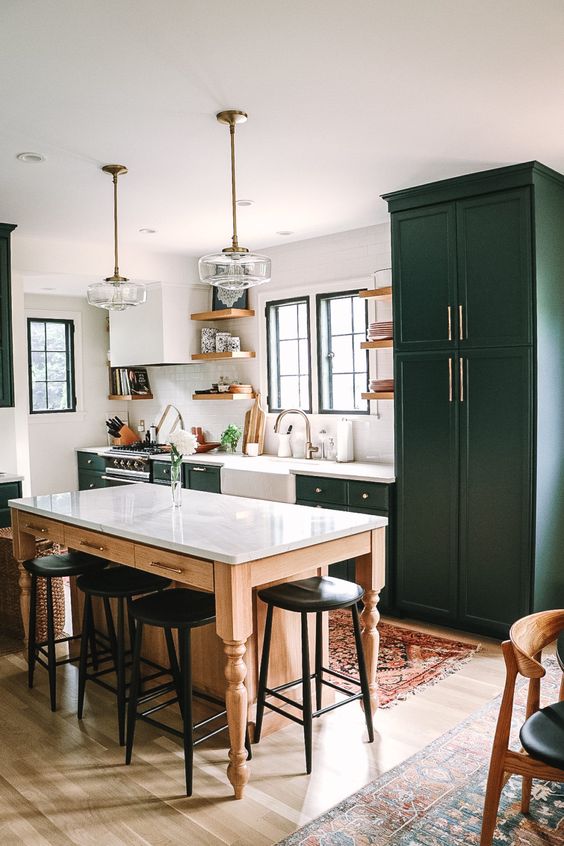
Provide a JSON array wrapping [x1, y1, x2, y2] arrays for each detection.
[[369, 379, 394, 392], [368, 321, 393, 340]]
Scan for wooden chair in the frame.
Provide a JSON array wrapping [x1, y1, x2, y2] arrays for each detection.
[[480, 609, 564, 846]]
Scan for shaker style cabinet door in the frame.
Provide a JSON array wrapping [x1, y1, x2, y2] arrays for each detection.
[[0, 234, 14, 408], [392, 203, 457, 352], [395, 352, 459, 621], [456, 188, 533, 349], [457, 347, 532, 634]]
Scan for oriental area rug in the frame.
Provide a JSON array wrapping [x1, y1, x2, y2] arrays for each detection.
[[278, 659, 563, 846], [329, 610, 480, 708]]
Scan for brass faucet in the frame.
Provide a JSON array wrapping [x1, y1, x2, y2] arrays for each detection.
[[274, 409, 319, 460]]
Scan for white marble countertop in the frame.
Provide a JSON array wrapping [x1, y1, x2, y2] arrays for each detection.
[[77, 447, 395, 483], [0, 474, 24, 484], [9, 483, 387, 565]]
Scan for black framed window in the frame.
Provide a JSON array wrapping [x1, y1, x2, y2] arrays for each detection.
[[27, 318, 76, 414], [317, 290, 368, 414], [266, 296, 311, 412]]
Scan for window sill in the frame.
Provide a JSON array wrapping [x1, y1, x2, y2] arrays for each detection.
[[29, 410, 86, 424]]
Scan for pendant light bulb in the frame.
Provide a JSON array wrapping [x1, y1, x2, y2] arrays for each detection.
[[199, 110, 271, 293], [87, 165, 147, 310]]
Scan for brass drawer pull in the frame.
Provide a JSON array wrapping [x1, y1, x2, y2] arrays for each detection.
[[24, 523, 48, 533], [459, 357, 465, 403], [447, 305, 452, 341], [89, 483, 95, 488], [448, 357, 453, 403], [315, 487, 322, 494], [361, 492, 369, 500], [150, 561, 182, 574], [192, 467, 207, 472], [87, 458, 93, 465], [459, 304, 464, 341], [79, 540, 105, 551]]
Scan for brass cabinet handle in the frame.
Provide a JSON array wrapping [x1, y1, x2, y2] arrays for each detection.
[[87, 459, 93, 465], [192, 467, 207, 473], [459, 357, 465, 403], [24, 522, 47, 533], [79, 540, 105, 551], [362, 492, 369, 500], [447, 306, 452, 341], [315, 487, 322, 494], [89, 483, 95, 488], [448, 357, 453, 403], [459, 304, 464, 341], [150, 561, 182, 574]]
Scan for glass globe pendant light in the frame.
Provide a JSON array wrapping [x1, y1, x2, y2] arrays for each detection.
[[199, 110, 271, 293], [87, 165, 146, 311]]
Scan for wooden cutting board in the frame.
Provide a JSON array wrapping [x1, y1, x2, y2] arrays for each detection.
[[242, 393, 266, 454]]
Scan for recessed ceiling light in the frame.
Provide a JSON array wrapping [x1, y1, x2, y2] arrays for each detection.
[[276, 230, 294, 236], [16, 152, 45, 163], [138, 228, 157, 234], [236, 199, 254, 207]]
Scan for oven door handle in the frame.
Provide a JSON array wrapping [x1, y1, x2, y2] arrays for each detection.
[[101, 475, 143, 484]]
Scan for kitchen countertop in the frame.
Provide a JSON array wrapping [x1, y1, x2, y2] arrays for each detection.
[[9, 483, 387, 565], [78, 447, 395, 483], [0, 474, 24, 484]]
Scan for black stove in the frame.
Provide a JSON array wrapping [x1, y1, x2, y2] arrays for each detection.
[[106, 442, 168, 456], [104, 442, 169, 482]]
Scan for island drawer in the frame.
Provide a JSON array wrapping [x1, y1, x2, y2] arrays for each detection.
[[65, 525, 135, 565], [77, 451, 106, 473], [295, 475, 346, 505], [348, 480, 389, 511], [134, 544, 214, 591], [18, 513, 65, 544]]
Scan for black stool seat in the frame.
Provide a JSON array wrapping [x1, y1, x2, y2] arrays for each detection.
[[24, 550, 106, 578], [520, 700, 564, 770], [258, 576, 363, 613], [557, 632, 564, 673], [130, 588, 215, 628], [77, 566, 171, 597]]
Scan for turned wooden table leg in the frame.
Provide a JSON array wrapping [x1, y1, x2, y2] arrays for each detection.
[[11, 509, 37, 650], [214, 561, 253, 799], [355, 527, 386, 715], [17, 563, 32, 647]]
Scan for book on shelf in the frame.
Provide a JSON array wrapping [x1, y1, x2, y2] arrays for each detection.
[[110, 367, 151, 396]]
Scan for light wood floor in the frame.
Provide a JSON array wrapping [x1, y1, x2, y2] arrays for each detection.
[[0, 617, 507, 846]]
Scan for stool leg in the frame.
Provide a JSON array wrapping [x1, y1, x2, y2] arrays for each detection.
[[164, 628, 183, 718], [103, 596, 118, 667], [116, 597, 126, 746], [126, 597, 136, 654], [352, 603, 374, 743], [77, 594, 93, 719], [315, 611, 323, 712], [178, 628, 193, 797], [301, 612, 313, 775], [254, 603, 274, 743], [46, 577, 57, 712], [125, 621, 144, 765], [27, 573, 38, 689]]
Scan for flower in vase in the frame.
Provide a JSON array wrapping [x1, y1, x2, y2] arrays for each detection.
[[169, 429, 198, 461]]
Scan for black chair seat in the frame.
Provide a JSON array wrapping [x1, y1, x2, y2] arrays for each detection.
[[557, 632, 564, 673], [520, 700, 564, 770], [24, 550, 107, 578], [258, 576, 363, 613], [77, 565, 171, 598], [129, 588, 215, 629]]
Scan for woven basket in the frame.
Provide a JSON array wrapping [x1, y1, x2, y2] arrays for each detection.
[[0, 528, 66, 641]]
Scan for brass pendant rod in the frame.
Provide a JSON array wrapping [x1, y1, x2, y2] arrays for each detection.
[[112, 171, 120, 278], [229, 122, 239, 252]]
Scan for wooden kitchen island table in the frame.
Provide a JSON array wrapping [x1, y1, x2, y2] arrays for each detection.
[[9, 483, 387, 799]]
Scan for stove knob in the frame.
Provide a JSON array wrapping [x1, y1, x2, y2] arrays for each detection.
[[120, 459, 126, 468], [133, 460, 142, 471]]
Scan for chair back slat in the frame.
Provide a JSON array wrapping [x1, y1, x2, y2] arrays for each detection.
[[510, 610, 564, 678]]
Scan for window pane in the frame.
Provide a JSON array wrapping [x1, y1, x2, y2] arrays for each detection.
[[46, 322, 67, 351], [31, 351, 46, 380], [331, 374, 355, 410], [32, 381, 47, 411], [280, 376, 300, 408], [353, 297, 366, 334], [330, 298, 352, 336], [278, 304, 298, 340], [298, 302, 307, 337], [300, 376, 309, 407], [354, 334, 368, 372], [355, 375, 369, 411], [330, 335, 354, 374], [47, 381, 68, 410], [279, 340, 299, 375], [46, 352, 67, 381], [299, 339, 309, 374], [29, 321, 45, 351]]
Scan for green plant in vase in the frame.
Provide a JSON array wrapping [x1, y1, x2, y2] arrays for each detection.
[[168, 429, 198, 506], [220, 423, 242, 454]]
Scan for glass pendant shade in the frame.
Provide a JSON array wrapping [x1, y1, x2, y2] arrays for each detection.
[[198, 250, 271, 291], [87, 279, 146, 311]]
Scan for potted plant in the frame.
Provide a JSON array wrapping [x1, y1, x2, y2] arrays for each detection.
[[220, 423, 243, 454]]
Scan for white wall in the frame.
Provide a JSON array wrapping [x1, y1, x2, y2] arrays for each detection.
[[126, 224, 395, 463]]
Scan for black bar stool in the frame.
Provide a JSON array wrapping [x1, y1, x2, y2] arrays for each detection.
[[24, 551, 108, 711], [255, 575, 374, 774], [125, 588, 251, 796], [76, 566, 171, 745]]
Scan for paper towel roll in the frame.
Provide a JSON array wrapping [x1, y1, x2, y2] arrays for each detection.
[[336, 418, 354, 462]]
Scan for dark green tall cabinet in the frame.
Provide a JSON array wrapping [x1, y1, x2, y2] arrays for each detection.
[[0, 224, 17, 408], [384, 162, 564, 637]]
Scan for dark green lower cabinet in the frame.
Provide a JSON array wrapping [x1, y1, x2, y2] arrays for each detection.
[[184, 464, 221, 494], [0, 481, 21, 528], [78, 469, 108, 490]]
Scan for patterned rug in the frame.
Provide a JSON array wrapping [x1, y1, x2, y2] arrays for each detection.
[[329, 611, 480, 708], [278, 659, 563, 846]]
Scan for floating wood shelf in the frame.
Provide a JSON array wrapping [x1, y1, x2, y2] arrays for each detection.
[[362, 391, 394, 400], [361, 339, 393, 349], [191, 351, 256, 361], [192, 392, 256, 401], [191, 308, 255, 321], [359, 287, 392, 299], [107, 394, 154, 401]]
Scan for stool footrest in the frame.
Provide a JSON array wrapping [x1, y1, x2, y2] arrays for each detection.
[[261, 671, 366, 727]]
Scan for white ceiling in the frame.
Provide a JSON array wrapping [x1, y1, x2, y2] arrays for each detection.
[[1, 0, 564, 262]]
